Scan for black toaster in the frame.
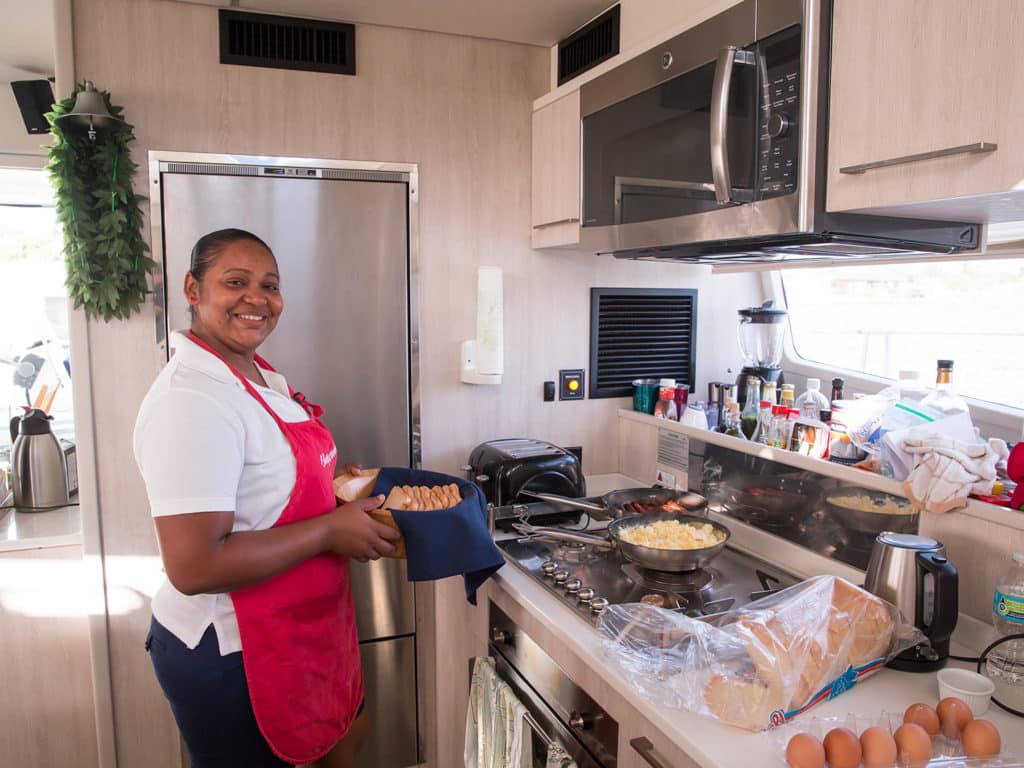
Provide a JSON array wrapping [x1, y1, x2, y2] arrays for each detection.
[[466, 438, 586, 506]]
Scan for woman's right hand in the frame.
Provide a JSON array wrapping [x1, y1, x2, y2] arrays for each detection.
[[325, 496, 401, 562]]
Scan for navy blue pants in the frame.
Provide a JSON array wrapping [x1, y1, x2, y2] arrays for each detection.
[[146, 616, 292, 767]]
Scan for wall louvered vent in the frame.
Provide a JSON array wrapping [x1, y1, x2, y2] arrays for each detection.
[[557, 5, 620, 86], [589, 288, 698, 399], [219, 10, 356, 75]]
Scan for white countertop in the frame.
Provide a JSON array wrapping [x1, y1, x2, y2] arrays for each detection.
[[0, 501, 82, 552], [492, 473, 1024, 767]]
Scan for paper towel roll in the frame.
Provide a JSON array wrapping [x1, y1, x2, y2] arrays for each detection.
[[475, 267, 503, 376]]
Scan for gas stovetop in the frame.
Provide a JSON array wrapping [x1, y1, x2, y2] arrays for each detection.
[[497, 509, 799, 625]]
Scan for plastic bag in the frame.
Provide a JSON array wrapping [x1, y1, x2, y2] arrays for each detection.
[[596, 575, 926, 731], [832, 388, 899, 456]]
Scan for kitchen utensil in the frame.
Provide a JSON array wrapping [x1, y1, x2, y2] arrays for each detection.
[[632, 378, 660, 415], [520, 487, 707, 520], [936, 668, 995, 715], [720, 475, 820, 529], [516, 511, 731, 573], [31, 384, 49, 410], [823, 488, 918, 535], [10, 407, 69, 510], [864, 532, 958, 672], [735, 301, 787, 408], [41, 379, 61, 414]]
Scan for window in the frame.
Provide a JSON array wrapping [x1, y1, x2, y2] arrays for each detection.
[[780, 259, 1024, 409], [0, 168, 73, 449]]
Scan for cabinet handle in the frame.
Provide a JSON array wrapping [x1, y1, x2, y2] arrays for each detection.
[[839, 141, 997, 174], [630, 736, 672, 768], [532, 217, 580, 229]]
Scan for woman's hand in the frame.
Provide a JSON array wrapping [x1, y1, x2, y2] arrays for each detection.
[[325, 496, 401, 562]]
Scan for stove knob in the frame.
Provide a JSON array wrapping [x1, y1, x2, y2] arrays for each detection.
[[541, 560, 557, 576], [565, 578, 582, 593], [590, 597, 609, 614], [569, 711, 595, 731], [577, 587, 595, 602], [553, 570, 570, 585], [490, 628, 512, 646]]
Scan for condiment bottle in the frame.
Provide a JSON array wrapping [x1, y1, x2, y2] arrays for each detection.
[[780, 384, 795, 409], [740, 376, 761, 439], [830, 377, 845, 405], [722, 401, 744, 438], [653, 379, 678, 420], [761, 380, 777, 405], [768, 405, 790, 448], [920, 359, 969, 416], [795, 378, 830, 419], [756, 400, 773, 444]]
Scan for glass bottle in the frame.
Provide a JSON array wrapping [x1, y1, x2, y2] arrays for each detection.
[[780, 384, 795, 409], [920, 359, 969, 416], [756, 400, 773, 445], [653, 379, 678, 420], [741, 376, 761, 439], [761, 380, 778, 405], [830, 377, 845, 406], [768, 405, 790, 448], [722, 401, 744, 438]]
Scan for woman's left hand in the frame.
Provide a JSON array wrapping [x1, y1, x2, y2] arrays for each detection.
[[336, 463, 362, 478]]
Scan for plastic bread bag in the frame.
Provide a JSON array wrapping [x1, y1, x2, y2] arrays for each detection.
[[832, 388, 898, 457], [596, 575, 926, 731]]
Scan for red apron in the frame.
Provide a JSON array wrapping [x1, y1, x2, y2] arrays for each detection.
[[186, 332, 362, 764]]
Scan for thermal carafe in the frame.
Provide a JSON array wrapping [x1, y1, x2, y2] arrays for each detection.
[[10, 408, 69, 510], [864, 532, 958, 672]]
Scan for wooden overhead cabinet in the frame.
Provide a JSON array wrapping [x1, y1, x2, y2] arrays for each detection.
[[531, 90, 581, 249], [827, 0, 1024, 221]]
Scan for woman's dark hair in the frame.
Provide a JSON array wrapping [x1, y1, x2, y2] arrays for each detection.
[[188, 228, 274, 281]]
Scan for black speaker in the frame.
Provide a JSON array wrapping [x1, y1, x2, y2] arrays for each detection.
[[11, 80, 55, 135]]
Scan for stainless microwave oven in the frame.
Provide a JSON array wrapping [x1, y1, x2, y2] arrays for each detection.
[[577, 0, 978, 264]]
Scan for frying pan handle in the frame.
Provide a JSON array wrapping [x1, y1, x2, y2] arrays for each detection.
[[517, 490, 606, 513], [512, 523, 614, 550]]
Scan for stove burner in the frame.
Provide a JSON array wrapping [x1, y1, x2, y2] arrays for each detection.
[[625, 563, 715, 594]]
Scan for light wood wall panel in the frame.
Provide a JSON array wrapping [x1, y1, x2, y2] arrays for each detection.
[[0, 545, 99, 768], [68, 0, 761, 765]]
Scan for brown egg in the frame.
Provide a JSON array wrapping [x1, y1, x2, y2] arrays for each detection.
[[903, 702, 941, 735], [823, 727, 862, 768], [936, 696, 974, 740], [860, 726, 898, 768], [786, 732, 825, 768], [962, 719, 1001, 758], [894, 723, 933, 768]]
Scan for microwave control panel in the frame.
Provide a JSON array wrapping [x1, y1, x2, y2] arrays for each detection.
[[757, 27, 801, 199]]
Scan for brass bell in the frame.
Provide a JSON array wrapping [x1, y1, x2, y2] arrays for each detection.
[[54, 80, 122, 140]]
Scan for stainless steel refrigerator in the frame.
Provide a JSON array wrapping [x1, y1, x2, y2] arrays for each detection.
[[150, 152, 421, 768]]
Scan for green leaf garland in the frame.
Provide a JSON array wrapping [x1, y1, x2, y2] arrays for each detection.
[[45, 82, 154, 321]]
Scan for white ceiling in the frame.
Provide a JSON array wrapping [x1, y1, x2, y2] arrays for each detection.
[[0, 0, 54, 84], [182, 0, 614, 47]]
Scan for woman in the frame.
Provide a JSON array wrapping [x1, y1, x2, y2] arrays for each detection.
[[134, 229, 400, 767]]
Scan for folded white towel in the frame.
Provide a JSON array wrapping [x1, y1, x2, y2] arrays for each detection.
[[900, 435, 1008, 513]]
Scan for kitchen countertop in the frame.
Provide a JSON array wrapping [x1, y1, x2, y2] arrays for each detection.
[[0, 500, 82, 552], [491, 473, 1024, 767]]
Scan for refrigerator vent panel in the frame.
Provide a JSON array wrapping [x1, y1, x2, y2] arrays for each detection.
[[589, 287, 697, 399], [219, 9, 355, 75], [557, 5, 620, 86]]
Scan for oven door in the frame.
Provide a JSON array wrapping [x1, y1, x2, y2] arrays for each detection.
[[487, 602, 618, 768]]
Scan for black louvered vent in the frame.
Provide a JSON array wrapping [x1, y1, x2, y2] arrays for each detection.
[[219, 10, 355, 75], [589, 288, 698, 399], [557, 5, 620, 86]]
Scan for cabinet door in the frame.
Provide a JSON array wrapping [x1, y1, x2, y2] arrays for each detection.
[[827, 0, 1024, 214], [618, 721, 700, 768], [531, 90, 581, 248]]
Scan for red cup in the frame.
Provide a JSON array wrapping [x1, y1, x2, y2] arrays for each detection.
[[673, 385, 690, 418]]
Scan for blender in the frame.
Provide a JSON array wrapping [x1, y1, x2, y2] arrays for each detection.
[[735, 300, 787, 408]]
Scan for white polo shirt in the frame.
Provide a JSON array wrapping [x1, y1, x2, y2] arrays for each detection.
[[133, 330, 313, 654]]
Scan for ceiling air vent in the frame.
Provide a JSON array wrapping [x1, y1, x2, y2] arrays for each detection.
[[589, 287, 697, 399], [219, 9, 355, 75], [557, 5, 620, 86]]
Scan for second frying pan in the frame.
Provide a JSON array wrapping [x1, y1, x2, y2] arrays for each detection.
[[521, 487, 707, 520]]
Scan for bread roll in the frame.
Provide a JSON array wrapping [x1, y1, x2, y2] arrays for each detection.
[[382, 484, 462, 511], [333, 468, 381, 502], [703, 674, 785, 731]]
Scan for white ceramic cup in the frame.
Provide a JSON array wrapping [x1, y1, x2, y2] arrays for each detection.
[[936, 667, 996, 716], [680, 403, 709, 430]]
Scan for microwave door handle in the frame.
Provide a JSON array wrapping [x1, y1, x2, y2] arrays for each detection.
[[710, 46, 753, 205]]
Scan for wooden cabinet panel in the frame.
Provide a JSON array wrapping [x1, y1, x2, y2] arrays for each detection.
[[618, 723, 701, 768], [827, 0, 1024, 215], [532, 90, 581, 248]]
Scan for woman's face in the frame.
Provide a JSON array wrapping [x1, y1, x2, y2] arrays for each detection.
[[184, 239, 283, 356]]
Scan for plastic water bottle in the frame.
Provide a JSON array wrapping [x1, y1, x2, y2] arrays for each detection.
[[991, 552, 1024, 709]]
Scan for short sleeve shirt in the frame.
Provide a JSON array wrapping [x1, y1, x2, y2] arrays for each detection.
[[133, 331, 311, 654]]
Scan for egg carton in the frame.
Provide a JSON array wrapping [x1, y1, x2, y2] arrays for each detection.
[[772, 712, 1022, 767]]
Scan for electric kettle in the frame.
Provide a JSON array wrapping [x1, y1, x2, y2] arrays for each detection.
[[864, 532, 959, 672], [9, 408, 69, 510]]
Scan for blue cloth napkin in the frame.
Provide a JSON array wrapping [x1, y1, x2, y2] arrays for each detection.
[[372, 467, 504, 604]]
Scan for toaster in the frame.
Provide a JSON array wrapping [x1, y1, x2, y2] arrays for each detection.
[[466, 438, 586, 506]]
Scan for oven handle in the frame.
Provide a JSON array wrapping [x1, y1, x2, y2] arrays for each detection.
[[630, 736, 674, 768], [710, 46, 754, 204]]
